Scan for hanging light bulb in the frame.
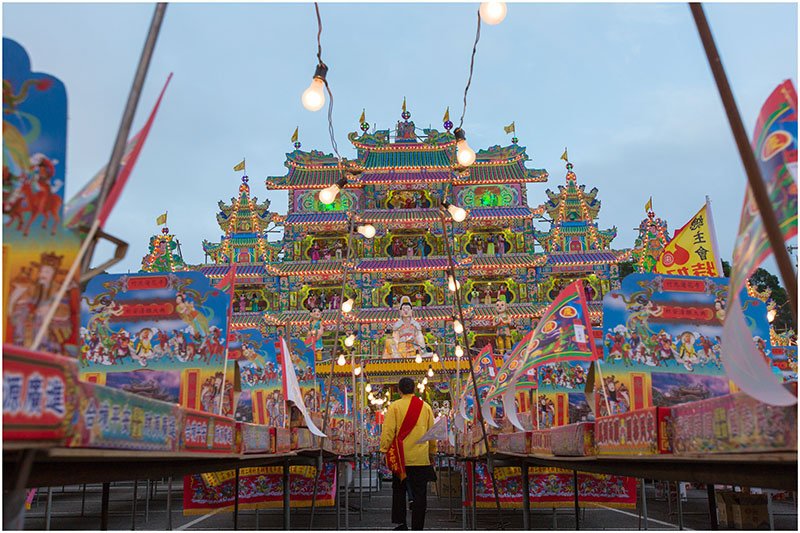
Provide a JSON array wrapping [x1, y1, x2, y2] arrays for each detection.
[[455, 345, 464, 358], [422, 377, 429, 385], [432, 353, 440, 363], [319, 177, 348, 205], [441, 200, 468, 223], [767, 307, 777, 323], [365, 383, 372, 393], [480, 2, 507, 25], [415, 353, 423, 364], [353, 364, 362, 376], [427, 366, 434, 378], [448, 275, 462, 292], [337, 354, 346, 366], [356, 224, 376, 239], [344, 334, 356, 347], [341, 298, 354, 313], [368, 392, 375, 401], [453, 319, 464, 334], [301, 64, 328, 111], [453, 128, 476, 167], [417, 383, 425, 391]]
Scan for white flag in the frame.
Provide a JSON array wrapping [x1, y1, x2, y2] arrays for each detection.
[[280, 338, 326, 437], [416, 415, 448, 444]]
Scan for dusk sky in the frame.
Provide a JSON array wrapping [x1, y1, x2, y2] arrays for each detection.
[[3, 2, 797, 275]]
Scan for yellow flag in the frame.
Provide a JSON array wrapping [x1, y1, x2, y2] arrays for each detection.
[[443, 107, 450, 123], [233, 159, 245, 172], [291, 127, 299, 143], [503, 121, 515, 134], [645, 197, 653, 213], [359, 109, 365, 123], [655, 202, 722, 277], [402, 97, 406, 113], [156, 212, 167, 226], [560, 148, 569, 162]]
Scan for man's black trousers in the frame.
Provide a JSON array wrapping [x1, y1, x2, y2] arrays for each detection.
[[391, 465, 436, 530]]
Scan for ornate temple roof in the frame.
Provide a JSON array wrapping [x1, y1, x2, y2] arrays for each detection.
[[533, 160, 618, 255], [467, 253, 546, 270], [140, 227, 188, 273]]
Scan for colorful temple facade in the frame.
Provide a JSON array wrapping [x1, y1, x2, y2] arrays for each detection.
[[143, 106, 631, 380]]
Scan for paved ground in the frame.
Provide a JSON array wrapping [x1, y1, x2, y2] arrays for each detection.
[[23, 477, 798, 530]]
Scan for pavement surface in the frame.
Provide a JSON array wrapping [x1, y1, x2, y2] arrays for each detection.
[[22, 476, 798, 530]]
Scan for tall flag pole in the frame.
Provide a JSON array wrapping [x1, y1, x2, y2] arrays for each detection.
[[215, 259, 237, 415]]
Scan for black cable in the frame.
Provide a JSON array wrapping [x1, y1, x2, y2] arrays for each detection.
[[458, 8, 482, 129], [312, 3, 343, 170]]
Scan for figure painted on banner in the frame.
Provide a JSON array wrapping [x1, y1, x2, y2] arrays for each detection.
[[176, 292, 210, 336], [469, 288, 480, 305], [417, 235, 427, 258], [538, 396, 555, 428], [714, 298, 726, 322], [754, 337, 769, 364], [266, 391, 285, 427], [602, 376, 630, 415], [656, 331, 678, 367], [385, 296, 427, 358], [133, 327, 155, 366], [677, 331, 699, 371], [483, 288, 492, 305], [493, 299, 513, 354], [310, 242, 320, 262], [112, 329, 134, 363], [497, 233, 507, 255], [306, 307, 325, 360]]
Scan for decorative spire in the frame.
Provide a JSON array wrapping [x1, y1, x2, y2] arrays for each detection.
[[291, 127, 301, 149], [443, 107, 452, 132], [401, 97, 410, 121], [360, 108, 369, 132]]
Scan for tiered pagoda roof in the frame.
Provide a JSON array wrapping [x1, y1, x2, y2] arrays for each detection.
[[140, 226, 188, 273], [533, 160, 622, 258], [202, 176, 280, 264], [632, 207, 670, 272]]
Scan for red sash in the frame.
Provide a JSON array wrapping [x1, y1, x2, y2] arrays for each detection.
[[385, 396, 423, 481]]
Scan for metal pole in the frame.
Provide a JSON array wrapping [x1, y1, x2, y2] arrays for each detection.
[[81, 484, 87, 517], [45, 486, 53, 531], [234, 468, 240, 530], [448, 455, 453, 519], [336, 461, 341, 531], [131, 479, 138, 530], [283, 460, 291, 530], [690, 2, 798, 322], [676, 482, 684, 530], [471, 461, 477, 530], [521, 463, 530, 530], [144, 480, 150, 524], [573, 470, 580, 530], [100, 483, 110, 531], [166, 476, 172, 531], [345, 460, 350, 531], [641, 478, 649, 530], [461, 459, 467, 530]]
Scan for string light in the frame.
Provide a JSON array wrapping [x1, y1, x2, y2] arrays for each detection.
[[337, 354, 346, 366], [356, 224, 376, 238], [453, 318, 464, 334], [422, 377, 428, 385], [448, 275, 461, 292], [427, 365, 434, 378], [455, 345, 464, 358], [353, 364, 362, 376], [442, 200, 467, 222], [368, 392, 375, 401], [454, 127, 477, 167], [344, 334, 356, 347], [365, 383, 372, 393], [320, 177, 348, 205], [432, 353, 440, 363], [302, 64, 327, 111], [415, 353, 423, 364], [341, 298, 354, 313], [480, 2, 507, 25]]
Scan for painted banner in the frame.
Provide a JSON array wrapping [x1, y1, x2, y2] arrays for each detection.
[[183, 462, 336, 514], [63, 74, 172, 233], [769, 345, 798, 383], [467, 462, 636, 509], [318, 377, 353, 454], [602, 273, 771, 415], [3, 38, 82, 356], [280, 337, 324, 436], [723, 80, 798, 406], [655, 201, 723, 277], [79, 272, 231, 413], [532, 360, 593, 429], [230, 329, 285, 426], [457, 344, 496, 424]]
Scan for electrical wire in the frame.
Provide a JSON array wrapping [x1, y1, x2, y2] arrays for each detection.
[[313, 2, 342, 163], [458, 8, 482, 129]]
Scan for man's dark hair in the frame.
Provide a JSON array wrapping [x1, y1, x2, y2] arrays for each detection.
[[398, 377, 415, 395]]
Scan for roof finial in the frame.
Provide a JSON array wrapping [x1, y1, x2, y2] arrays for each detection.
[[359, 108, 369, 132], [291, 127, 301, 149], [401, 97, 410, 120], [443, 107, 453, 132]]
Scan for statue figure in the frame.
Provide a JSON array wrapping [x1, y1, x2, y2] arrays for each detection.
[[493, 299, 514, 354], [305, 307, 324, 360], [384, 296, 427, 358]]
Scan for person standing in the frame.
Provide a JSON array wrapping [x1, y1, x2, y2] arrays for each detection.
[[380, 377, 437, 530]]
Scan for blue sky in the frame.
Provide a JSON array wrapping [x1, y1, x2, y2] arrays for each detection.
[[3, 2, 797, 275]]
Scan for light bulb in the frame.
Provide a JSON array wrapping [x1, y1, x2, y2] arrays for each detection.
[[365, 383, 372, 393], [456, 139, 476, 167], [455, 345, 464, 358], [357, 224, 376, 239], [345, 334, 356, 347], [449, 204, 467, 222], [480, 2, 507, 25], [453, 319, 464, 334], [417, 383, 424, 391], [341, 298, 354, 313], [301, 64, 328, 111], [319, 183, 340, 205], [768, 308, 777, 323], [432, 353, 440, 363], [353, 365, 362, 376], [415, 354, 423, 364], [368, 392, 375, 401], [427, 367, 434, 378], [448, 276, 461, 292], [422, 377, 428, 385], [337, 354, 346, 366]]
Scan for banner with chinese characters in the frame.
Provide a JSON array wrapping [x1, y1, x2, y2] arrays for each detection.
[[467, 462, 636, 509], [79, 272, 231, 413], [655, 201, 723, 277], [3, 38, 83, 356], [229, 329, 285, 426], [600, 273, 771, 415], [183, 462, 337, 514]]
